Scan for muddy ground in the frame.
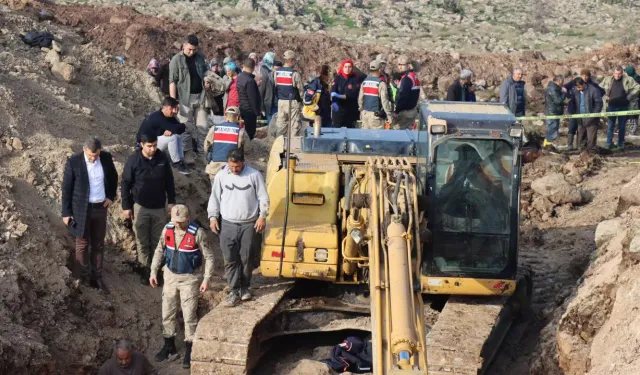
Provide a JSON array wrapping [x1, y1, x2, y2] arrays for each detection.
[[1, 2, 640, 375]]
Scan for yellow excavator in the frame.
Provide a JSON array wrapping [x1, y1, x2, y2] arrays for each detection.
[[191, 101, 535, 375]]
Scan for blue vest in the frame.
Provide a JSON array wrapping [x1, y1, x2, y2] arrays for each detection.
[[164, 222, 202, 275], [207, 122, 240, 163], [275, 67, 300, 101], [362, 76, 382, 112]]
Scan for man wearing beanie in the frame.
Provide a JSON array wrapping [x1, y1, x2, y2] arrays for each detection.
[[446, 69, 476, 102]]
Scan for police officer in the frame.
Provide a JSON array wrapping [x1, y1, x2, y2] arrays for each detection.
[[274, 50, 305, 137], [358, 60, 393, 129], [376, 53, 392, 86], [393, 55, 421, 130], [150, 204, 214, 369], [203, 106, 246, 183]]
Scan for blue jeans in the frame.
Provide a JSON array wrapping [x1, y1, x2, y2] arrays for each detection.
[[568, 118, 579, 135], [266, 105, 278, 125], [545, 119, 560, 141], [606, 105, 628, 147]]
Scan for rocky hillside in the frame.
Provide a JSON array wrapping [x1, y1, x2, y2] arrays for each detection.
[[49, 0, 640, 58]]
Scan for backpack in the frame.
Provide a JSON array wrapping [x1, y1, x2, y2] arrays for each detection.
[[321, 336, 373, 374]]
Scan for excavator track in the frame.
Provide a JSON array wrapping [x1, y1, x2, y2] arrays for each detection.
[[191, 282, 292, 374], [191, 280, 373, 374], [427, 270, 533, 375]]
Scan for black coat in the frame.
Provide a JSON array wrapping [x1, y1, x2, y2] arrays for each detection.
[[446, 80, 477, 102], [331, 74, 361, 127], [544, 82, 565, 116], [61, 151, 118, 237], [236, 71, 262, 116], [570, 84, 604, 126]]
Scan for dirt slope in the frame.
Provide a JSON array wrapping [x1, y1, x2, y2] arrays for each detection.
[[2, 2, 640, 375]]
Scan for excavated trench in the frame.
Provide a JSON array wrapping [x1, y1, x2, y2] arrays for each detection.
[[2, 3, 640, 374]]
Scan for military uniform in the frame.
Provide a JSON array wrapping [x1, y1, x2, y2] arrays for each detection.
[[151, 205, 214, 368], [358, 61, 393, 130], [274, 50, 306, 137], [392, 55, 421, 130], [203, 107, 246, 183]]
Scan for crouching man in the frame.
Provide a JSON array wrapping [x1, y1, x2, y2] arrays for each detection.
[[149, 204, 214, 369]]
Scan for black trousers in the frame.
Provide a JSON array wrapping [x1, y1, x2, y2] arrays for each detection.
[[240, 109, 257, 140]]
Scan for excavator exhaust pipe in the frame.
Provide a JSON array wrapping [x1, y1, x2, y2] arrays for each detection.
[[387, 214, 419, 369]]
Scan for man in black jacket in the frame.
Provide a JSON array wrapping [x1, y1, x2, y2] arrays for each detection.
[[543, 76, 566, 149], [121, 133, 177, 285], [564, 69, 605, 150], [62, 137, 118, 294], [446, 69, 476, 102], [237, 58, 262, 140], [571, 77, 604, 155], [137, 97, 191, 175]]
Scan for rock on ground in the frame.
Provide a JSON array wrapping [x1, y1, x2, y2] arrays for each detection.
[[531, 173, 586, 205]]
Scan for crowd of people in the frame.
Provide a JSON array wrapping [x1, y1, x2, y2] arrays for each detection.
[[60, 33, 639, 374], [62, 131, 267, 370], [542, 66, 640, 154]]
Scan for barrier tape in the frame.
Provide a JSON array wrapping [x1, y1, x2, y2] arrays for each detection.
[[517, 110, 640, 121]]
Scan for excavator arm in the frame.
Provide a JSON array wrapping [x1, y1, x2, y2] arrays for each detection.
[[346, 157, 429, 374]]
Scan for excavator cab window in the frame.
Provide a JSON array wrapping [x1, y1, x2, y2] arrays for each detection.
[[427, 138, 515, 276]]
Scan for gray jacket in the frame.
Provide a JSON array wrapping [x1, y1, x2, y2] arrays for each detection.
[[500, 77, 526, 115], [258, 65, 275, 113], [169, 51, 208, 103], [207, 165, 269, 224]]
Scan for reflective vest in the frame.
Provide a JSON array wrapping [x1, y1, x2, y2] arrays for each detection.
[[207, 122, 240, 163], [164, 222, 202, 275], [275, 67, 300, 101], [362, 76, 382, 112]]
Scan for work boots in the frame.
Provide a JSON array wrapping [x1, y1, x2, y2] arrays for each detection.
[[567, 134, 575, 151], [140, 267, 150, 286], [154, 337, 177, 362], [183, 341, 192, 369]]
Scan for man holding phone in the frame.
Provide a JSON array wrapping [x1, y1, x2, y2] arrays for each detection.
[[62, 137, 118, 294]]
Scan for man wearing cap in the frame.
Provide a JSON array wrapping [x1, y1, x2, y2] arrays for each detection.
[[358, 60, 393, 129], [393, 55, 421, 129], [376, 53, 391, 86], [446, 69, 477, 102], [274, 50, 305, 137], [150, 204, 214, 369], [204, 106, 246, 183], [169, 34, 209, 161]]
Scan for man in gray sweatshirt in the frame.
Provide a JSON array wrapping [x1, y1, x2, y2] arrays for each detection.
[[207, 148, 269, 307]]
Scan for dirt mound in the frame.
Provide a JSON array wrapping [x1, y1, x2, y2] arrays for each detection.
[[32, 2, 640, 112]]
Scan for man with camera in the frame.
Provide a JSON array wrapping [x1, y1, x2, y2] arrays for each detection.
[[61, 137, 118, 294], [358, 60, 393, 129]]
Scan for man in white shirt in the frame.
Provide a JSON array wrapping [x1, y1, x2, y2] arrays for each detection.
[[62, 138, 119, 294]]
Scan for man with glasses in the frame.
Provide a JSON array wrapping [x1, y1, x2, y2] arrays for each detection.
[[169, 34, 209, 162], [393, 55, 421, 129]]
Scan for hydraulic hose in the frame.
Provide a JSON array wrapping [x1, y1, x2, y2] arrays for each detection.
[[277, 95, 294, 278]]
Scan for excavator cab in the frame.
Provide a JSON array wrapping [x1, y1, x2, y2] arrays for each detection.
[[415, 101, 526, 296]]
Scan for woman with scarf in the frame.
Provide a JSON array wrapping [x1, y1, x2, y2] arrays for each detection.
[[330, 59, 361, 128], [258, 52, 277, 124]]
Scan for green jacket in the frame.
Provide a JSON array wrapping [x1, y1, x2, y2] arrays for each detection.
[[600, 75, 640, 110], [169, 51, 208, 102]]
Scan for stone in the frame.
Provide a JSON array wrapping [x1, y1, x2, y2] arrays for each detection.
[[450, 52, 460, 60], [51, 62, 75, 83], [531, 196, 554, 214], [620, 173, 640, 205], [594, 218, 622, 247], [109, 15, 128, 24], [81, 107, 92, 115], [629, 235, 640, 254], [602, 41, 615, 50], [45, 49, 60, 65], [11, 138, 23, 151], [311, 346, 333, 360], [531, 173, 585, 205], [51, 40, 62, 53]]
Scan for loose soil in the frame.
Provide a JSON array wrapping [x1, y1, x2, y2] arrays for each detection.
[[2, 2, 640, 375]]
